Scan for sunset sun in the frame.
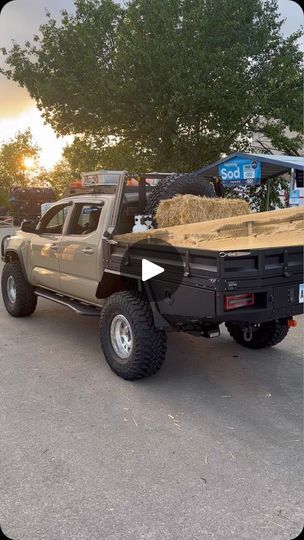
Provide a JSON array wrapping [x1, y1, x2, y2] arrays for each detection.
[[22, 156, 35, 170]]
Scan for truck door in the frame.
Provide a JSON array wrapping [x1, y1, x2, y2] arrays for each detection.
[[59, 201, 105, 304], [28, 203, 72, 291]]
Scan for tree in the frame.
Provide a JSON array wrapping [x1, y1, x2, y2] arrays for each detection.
[[41, 160, 75, 198], [1, 0, 302, 173], [0, 129, 40, 206], [62, 136, 156, 173], [62, 137, 102, 177], [227, 176, 289, 212]]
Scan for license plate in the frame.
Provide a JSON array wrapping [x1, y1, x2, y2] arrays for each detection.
[[300, 283, 304, 304]]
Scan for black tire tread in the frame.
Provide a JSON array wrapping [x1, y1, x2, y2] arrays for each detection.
[[1, 261, 37, 317], [146, 172, 216, 226], [225, 320, 289, 349], [99, 291, 167, 380]]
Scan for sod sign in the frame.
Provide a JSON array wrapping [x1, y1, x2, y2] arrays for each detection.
[[219, 157, 261, 187]]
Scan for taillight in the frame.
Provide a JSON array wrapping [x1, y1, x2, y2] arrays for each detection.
[[224, 293, 255, 311]]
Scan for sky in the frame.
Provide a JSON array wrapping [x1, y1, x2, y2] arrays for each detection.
[[0, 0, 303, 170]]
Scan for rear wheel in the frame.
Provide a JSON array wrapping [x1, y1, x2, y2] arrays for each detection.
[[99, 291, 167, 380], [1, 261, 37, 317], [225, 319, 289, 349]]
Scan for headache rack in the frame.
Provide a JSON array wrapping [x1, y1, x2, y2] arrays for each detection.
[[66, 185, 119, 196], [65, 171, 175, 197]]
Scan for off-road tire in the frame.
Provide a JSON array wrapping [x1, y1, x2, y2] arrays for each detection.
[[99, 291, 167, 380], [1, 261, 37, 317], [146, 172, 216, 226], [225, 319, 289, 349]]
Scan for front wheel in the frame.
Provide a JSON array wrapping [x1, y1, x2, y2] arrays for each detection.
[[99, 291, 167, 380], [225, 319, 289, 349], [1, 261, 37, 317]]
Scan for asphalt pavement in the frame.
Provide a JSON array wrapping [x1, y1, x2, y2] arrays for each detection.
[[0, 228, 303, 540]]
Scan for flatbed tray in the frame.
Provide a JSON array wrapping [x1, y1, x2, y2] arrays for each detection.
[[114, 207, 304, 252]]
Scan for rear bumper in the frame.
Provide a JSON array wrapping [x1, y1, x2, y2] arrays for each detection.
[[216, 280, 304, 323], [155, 279, 304, 326], [219, 301, 303, 324]]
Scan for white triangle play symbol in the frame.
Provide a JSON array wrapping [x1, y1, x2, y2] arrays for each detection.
[[142, 259, 164, 282]]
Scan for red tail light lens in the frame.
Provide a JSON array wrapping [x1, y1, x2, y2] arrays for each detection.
[[224, 293, 255, 311]]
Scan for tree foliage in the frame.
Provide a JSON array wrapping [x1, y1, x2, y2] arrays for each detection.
[[227, 176, 289, 212], [62, 135, 157, 174], [41, 160, 75, 198], [1, 0, 302, 173], [62, 137, 102, 176], [0, 130, 40, 206]]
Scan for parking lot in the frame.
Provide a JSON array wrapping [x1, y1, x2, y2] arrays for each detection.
[[0, 228, 303, 540]]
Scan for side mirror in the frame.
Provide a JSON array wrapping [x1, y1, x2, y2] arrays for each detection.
[[21, 220, 38, 233]]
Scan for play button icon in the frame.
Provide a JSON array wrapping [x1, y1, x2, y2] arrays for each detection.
[[119, 238, 184, 303], [142, 259, 164, 282]]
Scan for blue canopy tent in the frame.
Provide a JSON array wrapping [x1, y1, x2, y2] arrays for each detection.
[[195, 152, 304, 209]]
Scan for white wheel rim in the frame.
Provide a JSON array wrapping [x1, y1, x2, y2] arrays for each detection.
[[7, 275, 17, 304], [110, 314, 133, 359]]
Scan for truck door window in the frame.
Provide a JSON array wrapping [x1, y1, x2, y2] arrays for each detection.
[[67, 203, 103, 235], [39, 205, 70, 235]]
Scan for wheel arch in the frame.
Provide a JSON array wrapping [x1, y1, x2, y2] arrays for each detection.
[[5, 249, 20, 263], [96, 272, 138, 299], [3, 249, 30, 281], [96, 273, 170, 328]]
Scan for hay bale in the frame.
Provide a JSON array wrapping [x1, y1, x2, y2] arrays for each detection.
[[155, 195, 250, 228]]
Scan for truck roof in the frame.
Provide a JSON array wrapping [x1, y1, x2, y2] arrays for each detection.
[[60, 193, 115, 204]]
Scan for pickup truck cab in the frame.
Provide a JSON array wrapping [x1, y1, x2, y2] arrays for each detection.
[[5, 194, 115, 306], [1, 171, 303, 380]]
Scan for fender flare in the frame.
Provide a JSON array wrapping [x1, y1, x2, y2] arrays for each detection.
[[3, 249, 27, 277]]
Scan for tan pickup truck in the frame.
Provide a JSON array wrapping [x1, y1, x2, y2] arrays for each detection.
[[1, 172, 303, 380]]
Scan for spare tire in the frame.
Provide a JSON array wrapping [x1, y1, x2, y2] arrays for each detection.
[[146, 172, 216, 226]]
